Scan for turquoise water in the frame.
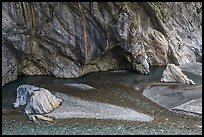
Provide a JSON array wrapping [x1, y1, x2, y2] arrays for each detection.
[[2, 66, 202, 135]]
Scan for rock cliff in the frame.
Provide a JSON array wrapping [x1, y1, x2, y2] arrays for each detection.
[[2, 2, 202, 86]]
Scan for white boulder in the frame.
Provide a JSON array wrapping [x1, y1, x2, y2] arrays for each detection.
[[161, 64, 195, 85], [13, 85, 62, 122]]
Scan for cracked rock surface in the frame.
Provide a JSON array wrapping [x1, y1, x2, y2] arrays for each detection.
[[2, 2, 202, 86]]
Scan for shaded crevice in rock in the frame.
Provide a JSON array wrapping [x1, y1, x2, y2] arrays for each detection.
[[80, 46, 132, 75], [138, 2, 167, 37], [18, 59, 50, 76]]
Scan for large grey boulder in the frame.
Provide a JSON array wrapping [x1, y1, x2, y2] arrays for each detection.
[[161, 64, 195, 85], [13, 85, 63, 122]]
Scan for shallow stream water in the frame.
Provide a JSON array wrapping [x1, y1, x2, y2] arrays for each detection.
[[2, 66, 202, 135]]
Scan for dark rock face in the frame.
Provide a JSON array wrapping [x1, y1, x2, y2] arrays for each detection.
[[2, 42, 18, 86], [2, 2, 202, 86]]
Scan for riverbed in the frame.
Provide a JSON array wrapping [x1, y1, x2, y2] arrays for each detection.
[[2, 66, 202, 135]]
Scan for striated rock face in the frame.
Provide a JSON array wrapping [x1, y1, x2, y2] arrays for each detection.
[[13, 85, 62, 122], [161, 64, 195, 85], [2, 2, 202, 85], [2, 42, 18, 86]]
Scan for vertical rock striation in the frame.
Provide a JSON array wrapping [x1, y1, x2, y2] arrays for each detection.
[[2, 2, 202, 86]]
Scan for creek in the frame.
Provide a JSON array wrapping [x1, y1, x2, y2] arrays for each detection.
[[2, 66, 202, 135]]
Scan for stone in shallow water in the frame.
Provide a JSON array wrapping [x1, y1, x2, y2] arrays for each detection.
[[33, 114, 54, 122], [46, 92, 153, 122], [161, 64, 195, 85], [13, 85, 62, 122]]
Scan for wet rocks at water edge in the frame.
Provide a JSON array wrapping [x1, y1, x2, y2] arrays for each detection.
[[161, 64, 195, 85], [127, 41, 150, 75], [13, 85, 63, 122]]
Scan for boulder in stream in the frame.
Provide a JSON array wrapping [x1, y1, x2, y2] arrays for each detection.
[[161, 64, 195, 85], [13, 85, 63, 122]]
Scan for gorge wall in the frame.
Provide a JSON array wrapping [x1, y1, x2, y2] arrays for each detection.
[[2, 2, 202, 86]]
